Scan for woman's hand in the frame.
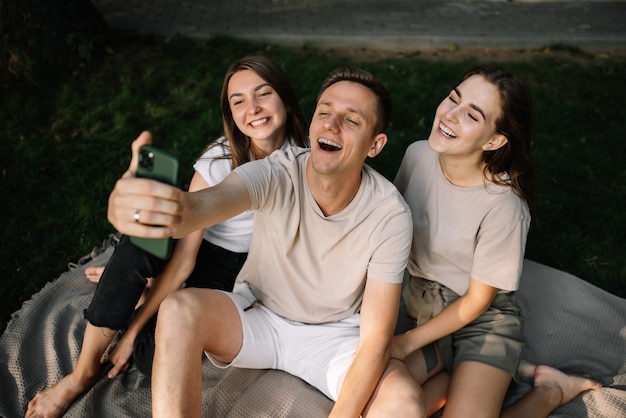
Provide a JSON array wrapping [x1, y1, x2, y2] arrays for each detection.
[[107, 333, 137, 379], [390, 332, 414, 361]]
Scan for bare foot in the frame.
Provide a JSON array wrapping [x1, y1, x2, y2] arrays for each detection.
[[84, 266, 105, 284], [534, 365, 602, 406], [25, 372, 98, 418]]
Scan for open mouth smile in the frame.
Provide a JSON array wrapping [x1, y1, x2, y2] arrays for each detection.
[[439, 123, 457, 138], [250, 117, 269, 127], [318, 138, 343, 152]]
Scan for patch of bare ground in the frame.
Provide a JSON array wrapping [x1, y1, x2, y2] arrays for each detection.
[[321, 45, 626, 64]]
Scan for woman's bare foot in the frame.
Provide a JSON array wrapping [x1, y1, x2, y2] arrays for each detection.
[[84, 267, 153, 288], [84, 266, 105, 284], [25, 371, 99, 418], [534, 365, 602, 406]]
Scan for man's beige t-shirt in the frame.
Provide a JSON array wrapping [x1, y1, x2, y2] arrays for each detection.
[[394, 141, 530, 296], [234, 147, 413, 324]]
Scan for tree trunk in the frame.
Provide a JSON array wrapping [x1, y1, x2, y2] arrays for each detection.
[[0, 0, 109, 85]]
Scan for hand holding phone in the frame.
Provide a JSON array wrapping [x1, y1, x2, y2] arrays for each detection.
[[130, 145, 180, 259]]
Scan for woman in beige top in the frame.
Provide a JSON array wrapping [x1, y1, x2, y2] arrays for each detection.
[[392, 65, 600, 417]]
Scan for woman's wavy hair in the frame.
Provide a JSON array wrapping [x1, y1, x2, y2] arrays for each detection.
[[205, 55, 308, 168], [463, 65, 535, 218]]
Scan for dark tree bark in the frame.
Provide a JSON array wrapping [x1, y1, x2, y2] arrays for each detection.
[[0, 0, 109, 85]]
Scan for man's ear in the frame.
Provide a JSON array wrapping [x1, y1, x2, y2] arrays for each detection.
[[367, 133, 388, 158], [483, 133, 508, 151]]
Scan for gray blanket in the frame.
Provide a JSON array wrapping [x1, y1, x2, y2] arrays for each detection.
[[1, 242, 624, 417]]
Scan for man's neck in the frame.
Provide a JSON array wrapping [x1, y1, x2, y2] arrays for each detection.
[[306, 161, 362, 217]]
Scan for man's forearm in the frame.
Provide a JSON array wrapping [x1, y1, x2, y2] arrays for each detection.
[[330, 345, 389, 417], [174, 173, 251, 238]]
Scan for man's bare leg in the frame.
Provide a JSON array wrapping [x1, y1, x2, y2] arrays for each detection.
[[151, 288, 244, 418], [25, 323, 116, 418], [501, 362, 602, 418], [361, 359, 427, 417]]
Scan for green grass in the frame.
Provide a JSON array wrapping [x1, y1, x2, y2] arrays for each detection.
[[1, 35, 625, 333]]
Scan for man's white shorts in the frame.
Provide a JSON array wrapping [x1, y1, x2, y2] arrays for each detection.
[[205, 282, 360, 400]]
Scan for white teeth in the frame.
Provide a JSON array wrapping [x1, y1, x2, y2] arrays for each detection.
[[250, 117, 268, 127], [318, 138, 343, 150], [439, 123, 457, 138]]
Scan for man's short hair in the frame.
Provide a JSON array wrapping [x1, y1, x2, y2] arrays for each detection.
[[317, 66, 392, 134]]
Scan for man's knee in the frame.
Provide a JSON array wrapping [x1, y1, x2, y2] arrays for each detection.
[[158, 289, 203, 331], [366, 359, 427, 418]]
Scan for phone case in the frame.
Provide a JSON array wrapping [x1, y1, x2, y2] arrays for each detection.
[[130, 145, 180, 259]]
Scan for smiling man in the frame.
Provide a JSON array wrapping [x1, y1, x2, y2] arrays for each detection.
[[106, 66, 426, 418]]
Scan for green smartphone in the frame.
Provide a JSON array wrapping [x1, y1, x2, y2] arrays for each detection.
[[130, 145, 180, 259]]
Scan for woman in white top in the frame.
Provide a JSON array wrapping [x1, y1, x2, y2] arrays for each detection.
[[26, 55, 308, 418], [392, 65, 600, 417]]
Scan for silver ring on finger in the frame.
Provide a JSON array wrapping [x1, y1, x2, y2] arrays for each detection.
[[133, 210, 141, 223]]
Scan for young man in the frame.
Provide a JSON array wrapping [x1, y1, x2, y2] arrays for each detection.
[[107, 67, 427, 417]]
